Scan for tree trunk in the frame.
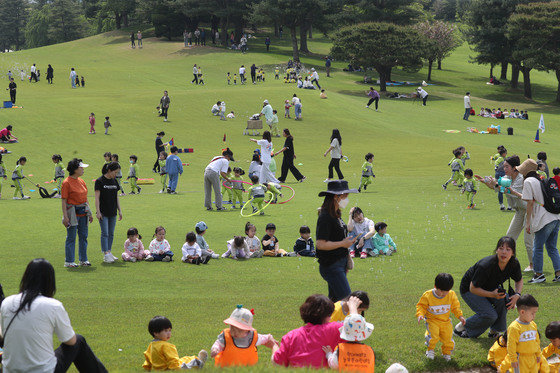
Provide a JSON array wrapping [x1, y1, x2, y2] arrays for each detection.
[[308, 25, 312, 39], [511, 63, 520, 88], [437, 59, 442, 70], [220, 17, 228, 45], [556, 70, 560, 103], [521, 65, 532, 99], [500, 61, 508, 80], [115, 12, 122, 29], [274, 21, 279, 37], [299, 25, 309, 53], [123, 13, 129, 28], [427, 59, 433, 81], [376, 66, 391, 92], [290, 26, 299, 62], [489, 63, 494, 79]]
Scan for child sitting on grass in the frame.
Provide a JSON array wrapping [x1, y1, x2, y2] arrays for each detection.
[[358, 152, 375, 193], [181, 231, 210, 265], [488, 332, 508, 369], [148, 226, 174, 262], [122, 227, 151, 262], [293, 225, 315, 257], [462, 168, 477, 209], [143, 316, 207, 370], [542, 321, 560, 372], [372, 222, 397, 256], [195, 221, 219, 259], [128, 155, 141, 194], [330, 291, 370, 322], [416, 273, 465, 361], [320, 89, 327, 99], [262, 223, 289, 257], [323, 313, 375, 371], [211, 305, 277, 367], [244, 222, 263, 258], [225, 236, 250, 260]]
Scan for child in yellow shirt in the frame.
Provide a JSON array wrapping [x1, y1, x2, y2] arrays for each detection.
[[506, 294, 545, 373], [488, 332, 508, 369], [143, 316, 207, 370], [543, 321, 560, 373], [416, 273, 465, 361], [330, 290, 369, 322]]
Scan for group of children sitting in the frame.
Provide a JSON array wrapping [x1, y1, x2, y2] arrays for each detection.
[[478, 107, 529, 120]]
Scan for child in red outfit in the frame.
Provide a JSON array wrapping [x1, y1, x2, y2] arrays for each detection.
[[553, 167, 560, 186], [89, 112, 96, 134]]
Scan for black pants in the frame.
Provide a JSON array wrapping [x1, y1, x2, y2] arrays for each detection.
[[367, 97, 378, 109], [153, 156, 160, 172], [10, 90, 16, 104], [251, 73, 256, 83], [192, 74, 198, 84], [30, 72, 37, 82], [328, 158, 344, 179], [422, 95, 428, 106], [54, 334, 107, 373], [161, 107, 168, 119], [311, 79, 321, 90], [266, 44, 270, 51], [47, 76, 53, 84], [279, 156, 303, 182]]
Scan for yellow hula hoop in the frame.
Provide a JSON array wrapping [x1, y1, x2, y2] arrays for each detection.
[[240, 191, 274, 217]]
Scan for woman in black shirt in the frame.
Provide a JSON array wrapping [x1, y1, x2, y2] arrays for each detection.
[[94, 162, 122, 263], [316, 180, 358, 302], [454, 236, 523, 339], [274, 128, 305, 183], [152, 131, 168, 172]]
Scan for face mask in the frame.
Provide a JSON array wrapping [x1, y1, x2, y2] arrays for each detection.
[[130, 160, 134, 164], [338, 196, 349, 209]]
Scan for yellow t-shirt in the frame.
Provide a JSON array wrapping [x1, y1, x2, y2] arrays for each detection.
[[415, 289, 463, 323], [542, 343, 560, 372], [488, 336, 507, 367], [330, 301, 347, 322], [507, 319, 541, 363], [143, 340, 197, 371]]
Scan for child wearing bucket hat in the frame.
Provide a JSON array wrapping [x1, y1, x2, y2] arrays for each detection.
[[211, 305, 277, 367], [323, 314, 375, 371]]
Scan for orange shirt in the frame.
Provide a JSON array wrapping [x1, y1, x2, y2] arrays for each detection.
[[61, 176, 88, 205], [337, 342, 375, 373], [214, 328, 258, 367]]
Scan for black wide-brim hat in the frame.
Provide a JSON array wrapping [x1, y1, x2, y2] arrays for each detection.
[[318, 180, 359, 197]]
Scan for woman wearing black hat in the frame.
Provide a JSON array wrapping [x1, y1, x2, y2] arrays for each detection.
[[316, 180, 359, 302]]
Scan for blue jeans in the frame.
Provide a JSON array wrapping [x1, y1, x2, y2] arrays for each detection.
[[294, 103, 302, 118], [532, 219, 560, 274], [168, 173, 178, 192], [349, 231, 373, 253], [65, 216, 89, 262], [71, 79, 76, 88], [99, 215, 117, 253], [319, 256, 351, 302], [152, 251, 174, 261], [463, 108, 470, 120], [461, 291, 507, 338]]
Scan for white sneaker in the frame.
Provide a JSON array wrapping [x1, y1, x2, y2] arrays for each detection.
[[164, 118, 168, 122], [211, 253, 220, 259], [158, 190, 164, 194], [64, 262, 78, 268], [324, 178, 331, 183], [103, 253, 115, 263], [79, 261, 91, 266], [13, 196, 20, 200], [455, 321, 465, 332], [130, 257, 137, 262], [145, 255, 154, 261], [162, 255, 171, 262], [524, 265, 534, 272], [111, 253, 118, 260], [442, 354, 451, 361], [22, 195, 30, 199], [425, 350, 434, 359]]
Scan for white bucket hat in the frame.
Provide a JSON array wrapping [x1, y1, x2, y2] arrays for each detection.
[[223, 305, 254, 331], [339, 314, 373, 342], [386, 363, 408, 373]]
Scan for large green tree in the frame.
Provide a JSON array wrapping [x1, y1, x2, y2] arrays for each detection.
[[25, 4, 50, 48], [0, 0, 28, 51], [105, 0, 136, 29], [49, 0, 87, 43], [415, 20, 460, 80], [330, 0, 426, 27], [509, 1, 560, 101], [331, 22, 424, 91]]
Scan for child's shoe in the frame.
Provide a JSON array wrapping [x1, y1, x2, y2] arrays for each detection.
[[13, 196, 20, 200], [442, 184, 447, 190], [349, 250, 355, 257], [442, 354, 451, 361], [130, 191, 135, 195], [425, 350, 435, 360], [137, 187, 141, 194], [22, 195, 30, 199], [500, 204, 505, 210], [358, 187, 361, 193], [364, 185, 368, 190], [145, 255, 154, 261], [360, 252, 367, 259], [162, 255, 172, 262], [130, 257, 137, 262], [198, 350, 208, 367], [158, 190, 164, 193], [211, 253, 220, 259], [371, 250, 379, 257]]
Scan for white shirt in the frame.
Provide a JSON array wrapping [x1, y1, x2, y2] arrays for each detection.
[[522, 177, 560, 232], [311, 71, 319, 80], [239, 67, 246, 75], [330, 138, 341, 158], [292, 96, 301, 105], [205, 156, 229, 174], [350, 217, 374, 236], [257, 139, 273, 163], [69, 70, 76, 79], [211, 104, 220, 113], [245, 236, 261, 253], [418, 88, 428, 98], [193, 66, 198, 74], [30, 65, 36, 73], [182, 242, 201, 261], [464, 95, 471, 108], [1, 294, 75, 373]]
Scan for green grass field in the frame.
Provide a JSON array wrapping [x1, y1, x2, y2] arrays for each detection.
[[0, 30, 559, 372]]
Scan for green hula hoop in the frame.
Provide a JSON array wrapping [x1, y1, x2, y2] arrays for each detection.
[[240, 191, 274, 217]]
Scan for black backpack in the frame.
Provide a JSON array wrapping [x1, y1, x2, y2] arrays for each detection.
[[540, 178, 560, 214]]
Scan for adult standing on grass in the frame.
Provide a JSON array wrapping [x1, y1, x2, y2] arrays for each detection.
[[315, 180, 359, 302], [259, 99, 274, 127], [325, 56, 332, 77], [239, 65, 246, 84], [152, 131, 168, 173], [365, 87, 379, 111], [265, 36, 271, 51], [130, 32, 135, 48], [160, 90, 170, 122], [8, 78, 16, 104], [274, 128, 305, 183], [137, 31, 143, 48], [61, 158, 93, 268], [292, 94, 302, 120], [323, 129, 344, 182], [520, 158, 560, 284], [183, 29, 188, 47], [46, 64, 54, 84], [251, 131, 278, 184], [94, 162, 123, 264], [251, 64, 257, 84], [191, 64, 198, 84], [463, 92, 472, 120], [69, 68, 77, 88], [417, 87, 428, 106], [204, 148, 234, 211], [30, 63, 37, 82], [454, 236, 522, 339], [476, 156, 535, 272], [0, 258, 108, 372]]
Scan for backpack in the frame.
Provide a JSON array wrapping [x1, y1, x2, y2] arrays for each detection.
[[540, 178, 560, 214]]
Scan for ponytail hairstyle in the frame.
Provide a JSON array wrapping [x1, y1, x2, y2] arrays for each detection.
[[52, 154, 62, 162], [127, 227, 141, 239], [245, 222, 255, 234], [16, 156, 26, 165], [262, 131, 271, 142]]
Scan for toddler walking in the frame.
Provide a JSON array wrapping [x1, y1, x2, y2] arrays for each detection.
[[104, 116, 111, 135], [231, 167, 245, 209], [462, 168, 477, 209], [358, 152, 375, 192], [128, 155, 141, 194], [89, 113, 95, 134]]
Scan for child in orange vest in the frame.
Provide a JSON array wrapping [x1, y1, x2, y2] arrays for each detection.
[[323, 313, 375, 372], [211, 305, 277, 367], [142, 316, 207, 370]]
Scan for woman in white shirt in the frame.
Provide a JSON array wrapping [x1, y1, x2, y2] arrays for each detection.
[[0, 258, 107, 373], [323, 129, 344, 182], [250, 131, 279, 184]]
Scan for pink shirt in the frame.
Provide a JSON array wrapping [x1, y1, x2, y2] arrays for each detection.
[[123, 239, 145, 256], [273, 322, 343, 368]]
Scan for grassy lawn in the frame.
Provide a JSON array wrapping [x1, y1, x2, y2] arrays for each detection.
[[0, 31, 559, 372]]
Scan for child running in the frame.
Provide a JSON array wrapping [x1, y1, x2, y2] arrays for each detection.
[[148, 226, 174, 262], [358, 152, 375, 192], [52, 154, 65, 198], [211, 305, 277, 367], [158, 151, 167, 193], [122, 227, 151, 262], [143, 316, 207, 370], [442, 149, 464, 190], [128, 155, 141, 194], [12, 156, 29, 199], [416, 273, 465, 361], [462, 168, 477, 209]]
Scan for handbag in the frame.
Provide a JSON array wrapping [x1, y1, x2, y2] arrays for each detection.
[[346, 251, 354, 271]]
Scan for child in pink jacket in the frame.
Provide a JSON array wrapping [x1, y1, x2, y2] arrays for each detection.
[[122, 227, 151, 262], [89, 112, 96, 134]]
